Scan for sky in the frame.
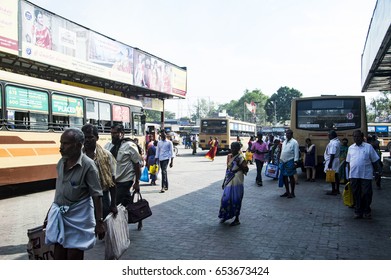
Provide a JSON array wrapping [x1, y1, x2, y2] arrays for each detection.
[[29, 0, 378, 118]]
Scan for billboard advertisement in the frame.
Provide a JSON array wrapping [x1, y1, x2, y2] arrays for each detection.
[[0, 0, 18, 55], [19, 1, 134, 85], [0, 0, 187, 99]]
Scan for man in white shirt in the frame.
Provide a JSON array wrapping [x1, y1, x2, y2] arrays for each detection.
[[279, 129, 300, 198], [155, 130, 175, 193], [324, 130, 341, 195], [346, 130, 381, 219]]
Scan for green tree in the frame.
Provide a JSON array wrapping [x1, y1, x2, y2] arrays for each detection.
[[264, 86, 303, 124], [217, 89, 268, 124], [191, 98, 218, 121], [145, 110, 175, 122], [368, 92, 391, 122]]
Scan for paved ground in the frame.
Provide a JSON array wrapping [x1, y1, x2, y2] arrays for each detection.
[[1, 146, 391, 260]]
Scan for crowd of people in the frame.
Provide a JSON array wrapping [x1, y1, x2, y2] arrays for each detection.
[[44, 125, 175, 259], [43, 125, 384, 259]]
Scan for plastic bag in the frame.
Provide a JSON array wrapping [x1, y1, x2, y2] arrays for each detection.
[[325, 170, 336, 183], [149, 164, 159, 175], [343, 182, 354, 207], [104, 204, 130, 260], [265, 163, 279, 179], [140, 166, 149, 182]]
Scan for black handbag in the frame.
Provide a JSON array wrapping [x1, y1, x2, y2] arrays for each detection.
[[126, 192, 152, 224]]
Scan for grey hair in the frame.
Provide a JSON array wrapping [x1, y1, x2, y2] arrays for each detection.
[[64, 127, 85, 144]]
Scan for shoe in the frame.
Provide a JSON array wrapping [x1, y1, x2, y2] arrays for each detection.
[[257, 182, 263, 187], [306, 178, 310, 182], [354, 214, 363, 219], [287, 194, 293, 198], [159, 190, 165, 193], [326, 191, 338, 195], [164, 186, 168, 190], [363, 213, 372, 219], [280, 192, 289, 197], [230, 220, 240, 226], [311, 179, 316, 182]]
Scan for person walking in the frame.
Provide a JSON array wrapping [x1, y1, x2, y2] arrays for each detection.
[[104, 124, 143, 230], [304, 138, 316, 182], [279, 129, 300, 198], [45, 128, 105, 260], [251, 132, 269, 186], [205, 136, 218, 161], [155, 130, 175, 193], [104, 124, 142, 205], [324, 130, 341, 195], [346, 130, 381, 219], [219, 142, 249, 226], [82, 124, 117, 219], [146, 140, 158, 185]]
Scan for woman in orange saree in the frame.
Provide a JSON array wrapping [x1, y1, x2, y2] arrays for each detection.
[[205, 137, 218, 161]]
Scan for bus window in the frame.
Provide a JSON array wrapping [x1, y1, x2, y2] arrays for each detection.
[[113, 104, 131, 133], [52, 93, 84, 129], [86, 99, 111, 133], [5, 85, 49, 130], [133, 113, 143, 136]]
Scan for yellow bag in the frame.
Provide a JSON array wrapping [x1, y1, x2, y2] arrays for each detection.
[[343, 182, 354, 207], [325, 170, 336, 183], [149, 164, 159, 175], [245, 151, 253, 161]]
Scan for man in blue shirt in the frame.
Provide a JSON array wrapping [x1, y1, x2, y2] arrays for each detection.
[[155, 130, 175, 193]]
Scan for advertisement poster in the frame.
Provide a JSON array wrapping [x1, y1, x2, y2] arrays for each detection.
[[5, 86, 49, 113], [52, 94, 83, 117], [0, 0, 18, 55], [20, 1, 134, 85]]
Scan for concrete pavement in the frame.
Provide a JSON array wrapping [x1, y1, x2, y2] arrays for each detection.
[[1, 145, 391, 260]]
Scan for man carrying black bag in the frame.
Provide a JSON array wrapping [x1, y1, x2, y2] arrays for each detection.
[[104, 124, 144, 230]]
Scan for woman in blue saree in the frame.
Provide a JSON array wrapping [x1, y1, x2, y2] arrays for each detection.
[[218, 142, 249, 226]]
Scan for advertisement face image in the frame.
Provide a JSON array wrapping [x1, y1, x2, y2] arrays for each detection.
[[19, 1, 134, 85]]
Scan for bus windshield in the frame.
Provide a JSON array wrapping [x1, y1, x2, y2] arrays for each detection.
[[200, 119, 228, 134], [296, 98, 362, 131]]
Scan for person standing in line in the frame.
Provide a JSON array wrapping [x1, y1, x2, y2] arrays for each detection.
[[279, 129, 300, 198], [324, 130, 341, 195], [368, 134, 382, 189], [251, 132, 269, 186], [205, 136, 218, 161], [346, 130, 381, 219], [219, 142, 249, 226], [304, 138, 316, 182], [155, 130, 175, 193], [45, 128, 105, 260], [81, 124, 117, 219], [339, 138, 349, 184]]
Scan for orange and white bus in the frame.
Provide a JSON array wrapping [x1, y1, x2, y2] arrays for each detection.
[[0, 70, 144, 187], [291, 95, 367, 172], [199, 117, 256, 152]]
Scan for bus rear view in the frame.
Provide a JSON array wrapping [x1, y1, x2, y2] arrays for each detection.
[[291, 96, 367, 174]]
